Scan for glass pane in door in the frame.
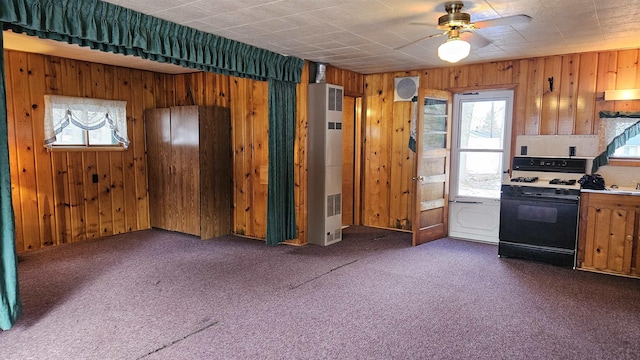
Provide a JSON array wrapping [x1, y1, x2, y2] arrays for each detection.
[[459, 100, 506, 150], [422, 98, 448, 151], [455, 97, 509, 200], [457, 151, 503, 199]]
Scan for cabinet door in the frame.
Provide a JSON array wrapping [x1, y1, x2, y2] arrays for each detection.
[[170, 106, 201, 236], [145, 108, 172, 230], [584, 205, 635, 274]]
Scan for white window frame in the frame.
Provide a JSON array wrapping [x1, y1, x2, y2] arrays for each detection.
[[44, 95, 129, 151]]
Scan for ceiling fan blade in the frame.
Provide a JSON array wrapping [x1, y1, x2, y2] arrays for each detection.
[[408, 22, 435, 27], [460, 31, 491, 49], [394, 31, 447, 50], [472, 14, 531, 29]]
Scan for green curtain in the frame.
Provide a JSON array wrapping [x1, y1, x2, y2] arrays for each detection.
[[0, 0, 304, 82], [266, 79, 297, 245], [591, 111, 640, 173], [0, 28, 22, 331]]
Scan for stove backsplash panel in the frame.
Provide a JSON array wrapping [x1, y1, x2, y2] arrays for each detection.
[[515, 135, 598, 158], [515, 135, 639, 188]]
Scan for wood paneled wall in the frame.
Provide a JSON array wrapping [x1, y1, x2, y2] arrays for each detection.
[[5, 50, 155, 252], [4, 47, 299, 251], [363, 49, 640, 231], [228, 77, 269, 239], [325, 65, 365, 96], [12, 46, 637, 249], [363, 72, 415, 230]]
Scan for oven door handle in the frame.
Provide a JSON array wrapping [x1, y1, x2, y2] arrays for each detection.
[[501, 195, 579, 204], [450, 200, 482, 204]]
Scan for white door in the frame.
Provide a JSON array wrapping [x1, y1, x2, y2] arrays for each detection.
[[449, 90, 513, 243]]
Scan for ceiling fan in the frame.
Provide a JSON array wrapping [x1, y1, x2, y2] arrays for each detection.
[[395, 1, 531, 63]]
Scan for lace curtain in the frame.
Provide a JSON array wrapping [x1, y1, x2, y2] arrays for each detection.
[[591, 111, 640, 172], [597, 117, 639, 153], [43, 95, 129, 148]]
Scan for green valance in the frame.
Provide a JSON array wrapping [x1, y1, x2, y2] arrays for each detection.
[[598, 111, 640, 119], [591, 111, 640, 173], [0, 0, 304, 82]]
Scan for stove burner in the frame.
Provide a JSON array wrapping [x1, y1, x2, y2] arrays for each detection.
[[549, 179, 577, 185], [510, 176, 538, 183]]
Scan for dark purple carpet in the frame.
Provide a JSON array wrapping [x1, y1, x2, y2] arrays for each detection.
[[1, 226, 638, 359]]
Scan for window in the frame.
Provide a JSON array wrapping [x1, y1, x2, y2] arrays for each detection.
[[452, 90, 513, 200], [44, 95, 129, 150], [599, 117, 640, 159]]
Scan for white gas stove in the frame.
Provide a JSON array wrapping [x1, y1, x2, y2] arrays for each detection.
[[506, 157, 587, 191]]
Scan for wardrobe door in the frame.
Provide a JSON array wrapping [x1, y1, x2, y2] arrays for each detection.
[[170, 106, 201, 236], [145, 108, 173, 230], [199, 106, 232, 239]]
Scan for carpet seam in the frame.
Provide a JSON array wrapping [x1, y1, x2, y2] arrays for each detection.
[[137, 320, 219, 359], [288, 259, 358, 290]]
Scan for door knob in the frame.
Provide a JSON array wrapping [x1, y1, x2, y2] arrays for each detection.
[[413, 175, 425, 182]]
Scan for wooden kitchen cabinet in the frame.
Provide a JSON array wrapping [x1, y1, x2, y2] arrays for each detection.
[[577, 192, 640, 278], [145, 106, 231, 239]]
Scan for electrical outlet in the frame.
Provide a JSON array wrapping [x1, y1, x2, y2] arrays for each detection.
[[520, 146, 527, 155], [569, 146, 576, 157], [92, 174, 99, 183]]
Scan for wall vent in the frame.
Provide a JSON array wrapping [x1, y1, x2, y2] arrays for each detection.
[[328, 87, 343, 111], [326, 231, 334, 243], [394, 76, 419, 102], [326, 193, 342, 217]]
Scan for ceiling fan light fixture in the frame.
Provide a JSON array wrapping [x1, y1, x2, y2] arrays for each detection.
[[438, 37, 470, 63]]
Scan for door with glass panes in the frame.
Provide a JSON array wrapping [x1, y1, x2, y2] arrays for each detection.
[[412, 89, 452, 246]]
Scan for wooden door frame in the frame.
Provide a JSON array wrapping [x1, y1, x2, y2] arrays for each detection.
[[353, 96, 364, 225], [342, 94, 364, 226]]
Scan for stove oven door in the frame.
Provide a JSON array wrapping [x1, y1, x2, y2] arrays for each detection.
[[498, 190, 580, 267]]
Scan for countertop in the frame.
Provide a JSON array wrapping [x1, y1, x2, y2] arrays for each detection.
[[581, 186, 640, 196]]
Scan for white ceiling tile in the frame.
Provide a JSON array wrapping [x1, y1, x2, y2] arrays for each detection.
[[550, 11, 599, 31], [561, 29, 604, 42], [538, 0, 595, 14], [487, 0, 546, 17], [185, 20, 223, 34], [596, 5, 640, 20], [594, 0, 640, 10], [153, 4, 220, 24], [190, 0, 248, 14], [598, 19, 640, 32], [103, 0, 193, 15], [252, 18, 299, 33]]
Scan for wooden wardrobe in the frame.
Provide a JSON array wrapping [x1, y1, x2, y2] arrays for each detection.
[[145, 106, 231, 239]]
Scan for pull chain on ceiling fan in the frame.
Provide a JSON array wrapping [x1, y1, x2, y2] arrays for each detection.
[[395, 1, 532, 63]]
